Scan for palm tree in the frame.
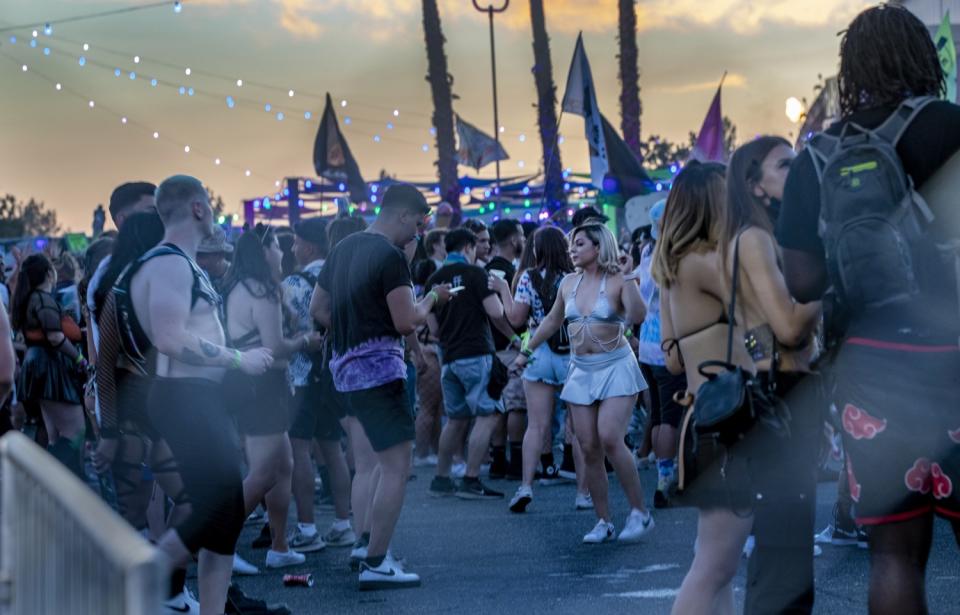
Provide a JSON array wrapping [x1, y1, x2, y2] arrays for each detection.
[[529, 0, 565, 212], [617, 0, 642, 160], [422, 0, 461, 223]]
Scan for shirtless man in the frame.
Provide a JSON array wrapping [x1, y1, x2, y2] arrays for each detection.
[[125, 175, 272, 614]]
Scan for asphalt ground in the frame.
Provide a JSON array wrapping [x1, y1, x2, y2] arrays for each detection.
[[210, 465, 960, 615]]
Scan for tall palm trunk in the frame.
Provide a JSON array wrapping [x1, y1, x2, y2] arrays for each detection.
[[529, 0, 565, 212], [422, 0, 461, 223], [617, 0, 642, 160]]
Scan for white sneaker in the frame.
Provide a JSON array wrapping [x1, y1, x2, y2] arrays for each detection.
[[574, 493, 594, 510], [232, 553, 260, 575], [450, 462, 467, 478], [742, 535, 756, 558], [813, 524, 835, 545], [323, 524, 358, 548], [289, 527, 327, 553], [358, 558, 421, 590], [508, 485, 533, 513], [582, 519, 615, 544], [349, 543, 369, 570], [163, 588, 199, 614], [265, 549, 306, 569], [245, 507, 265, 525], [617, 509, 654, 543], [413, 454, 438, 468], [814, 544, 823, 557]]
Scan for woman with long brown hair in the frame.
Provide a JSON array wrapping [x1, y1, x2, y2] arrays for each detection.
[[655, 159, 819, 614]]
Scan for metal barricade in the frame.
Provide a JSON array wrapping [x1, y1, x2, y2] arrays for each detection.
[[0, 431, 165, 615]]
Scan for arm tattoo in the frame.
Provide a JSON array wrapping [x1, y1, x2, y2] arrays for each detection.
[[199, 338, 221, 358], [179, 347, 208, 365]]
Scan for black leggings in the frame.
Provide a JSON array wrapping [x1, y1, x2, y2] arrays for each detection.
[[147, 377, 245, 556]]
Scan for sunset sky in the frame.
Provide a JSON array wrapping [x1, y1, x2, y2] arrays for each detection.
[[0, 0, 877, 232]]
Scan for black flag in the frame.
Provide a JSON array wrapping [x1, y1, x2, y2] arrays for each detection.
[[601, 114, 652, 198], [314, 93, 367, 203]]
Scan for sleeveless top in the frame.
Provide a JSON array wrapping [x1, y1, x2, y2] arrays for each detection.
[[564, 273, 626, 352], [113, 243, 221, 375]]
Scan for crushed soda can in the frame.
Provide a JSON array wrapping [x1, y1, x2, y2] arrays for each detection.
[[283, 573, 314, 587]]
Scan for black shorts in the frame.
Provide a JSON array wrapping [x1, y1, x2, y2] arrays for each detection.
[[116, 371, 158, 440], [288, 373, 345, 442], [224, 369, 291, 436], [642, 363, 687, 429], [832, 339, 960, 525], [346, 379, 415, 452], [147, 377, 245, 555]]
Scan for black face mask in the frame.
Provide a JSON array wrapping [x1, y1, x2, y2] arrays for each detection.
[[766, 198, 782, 225]]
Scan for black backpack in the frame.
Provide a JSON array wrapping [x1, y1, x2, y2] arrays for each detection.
[[528, 270, 570, 355], [807, 97, 947, 332]]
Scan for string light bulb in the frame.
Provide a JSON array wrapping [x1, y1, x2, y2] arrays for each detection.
[[82, 43, 89, 51], [215, 158, 221, 165], [43, 23, 53, 36], [121, 117, 128, 124], [340, 99, 347, 107], [134, 55, 140, 64], [88, 100, 95, 108], [153, 131, 160, 139], [236, 79, 243, 87], [21, 65, 27, 72], [245, 170, 251, 177], [55, 83, 61, 90], [184, 67, 191, 76], [173, 1, 182, 14], [184, 145, 190, 153], [288, 89, 295, 98]]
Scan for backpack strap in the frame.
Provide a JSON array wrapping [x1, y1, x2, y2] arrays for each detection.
[[806, 133, 838, 183], [871, 96, 939, 147]]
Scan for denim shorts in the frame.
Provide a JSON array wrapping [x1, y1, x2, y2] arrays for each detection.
[[522, 344, 570, 386], [441, 355, 503, 419]]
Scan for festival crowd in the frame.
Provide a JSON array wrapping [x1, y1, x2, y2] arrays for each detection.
[[0, 5, 956, 615]]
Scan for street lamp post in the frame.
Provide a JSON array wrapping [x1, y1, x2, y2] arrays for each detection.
[[473, 0, 509, 199]]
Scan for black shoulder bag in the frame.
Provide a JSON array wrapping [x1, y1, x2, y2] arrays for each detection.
[[528, 270, 570, 355]]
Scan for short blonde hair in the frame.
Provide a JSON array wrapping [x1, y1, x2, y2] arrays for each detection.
[[571, 223, 621, 275]]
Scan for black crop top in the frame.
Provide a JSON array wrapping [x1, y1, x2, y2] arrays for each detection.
[[113, 243, 222, 374], [23, 291, 64, 347]]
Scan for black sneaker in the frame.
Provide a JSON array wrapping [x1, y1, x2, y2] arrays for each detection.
[[225, 584, 291, 614], [653, 489, 669, 509], [429, 476, 456, 498], [488, 456, 508, 480], [506, 454, 523, 480], [537, 463, 564, 486], [251, 523, 271, 550], [455, 477, 504, 500]]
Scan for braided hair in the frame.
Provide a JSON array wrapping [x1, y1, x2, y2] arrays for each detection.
[[838, 4, 945, 116]]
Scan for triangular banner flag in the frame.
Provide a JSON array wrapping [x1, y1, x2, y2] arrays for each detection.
[[561, 33, 609, 189], [455, 114, 509, 171], [313, 93, 368, 203]]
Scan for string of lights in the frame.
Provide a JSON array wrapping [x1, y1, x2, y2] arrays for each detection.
[[2, 50, 271, 202], [0, 1, 185, 35]]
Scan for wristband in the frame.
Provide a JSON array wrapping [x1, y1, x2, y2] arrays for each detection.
[[427, 290, 439, 304], [510, 334, 521, 347], [75, 353, 85, 365], [624, 328, 633, 338], [230, 349, 242, 370]]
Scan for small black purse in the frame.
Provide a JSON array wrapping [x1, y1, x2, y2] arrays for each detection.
[[693, 234, 764, 442]]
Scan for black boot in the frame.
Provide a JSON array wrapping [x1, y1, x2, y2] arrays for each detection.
[[507, 443, 523, 480], [488, 446, 507, 479]]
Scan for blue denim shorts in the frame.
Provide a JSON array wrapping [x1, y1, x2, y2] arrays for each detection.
[[441, 355, 503, 419], [522, 344, 570, 386]]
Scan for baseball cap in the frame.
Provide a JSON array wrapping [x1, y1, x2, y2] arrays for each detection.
[[294, 218, 329, 247], [571, 206, 609, 228], [380, 184, 430, 215], [197, 226, 233, 254]]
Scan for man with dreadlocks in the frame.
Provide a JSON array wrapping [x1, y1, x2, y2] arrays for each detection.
[[777, 5, 960, 614]]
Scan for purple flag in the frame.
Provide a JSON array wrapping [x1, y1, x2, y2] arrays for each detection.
[[690, 82, 725, 163]]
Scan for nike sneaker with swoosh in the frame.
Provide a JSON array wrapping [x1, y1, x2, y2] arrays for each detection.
[[358, 558, 421, 590]]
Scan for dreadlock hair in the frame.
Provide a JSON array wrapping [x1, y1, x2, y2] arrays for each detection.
[[838, 4, 945, 116]]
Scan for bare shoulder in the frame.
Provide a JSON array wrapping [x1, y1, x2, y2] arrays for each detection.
[[737, 226, 775, 256], [135, 253, 193, 289]]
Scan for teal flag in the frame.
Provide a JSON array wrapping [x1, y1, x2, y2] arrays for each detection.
[[935, 11, 957, 103]]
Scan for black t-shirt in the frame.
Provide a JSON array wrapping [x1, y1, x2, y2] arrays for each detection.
[[318, 232, 413, 392], [485, 256, 518, 351], [777, 100, 960, 341], [427, 261, 496, 363]]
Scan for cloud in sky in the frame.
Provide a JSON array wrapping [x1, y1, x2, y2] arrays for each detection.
[[184, 0, 871, 39], [655, 72, 748, 94]]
